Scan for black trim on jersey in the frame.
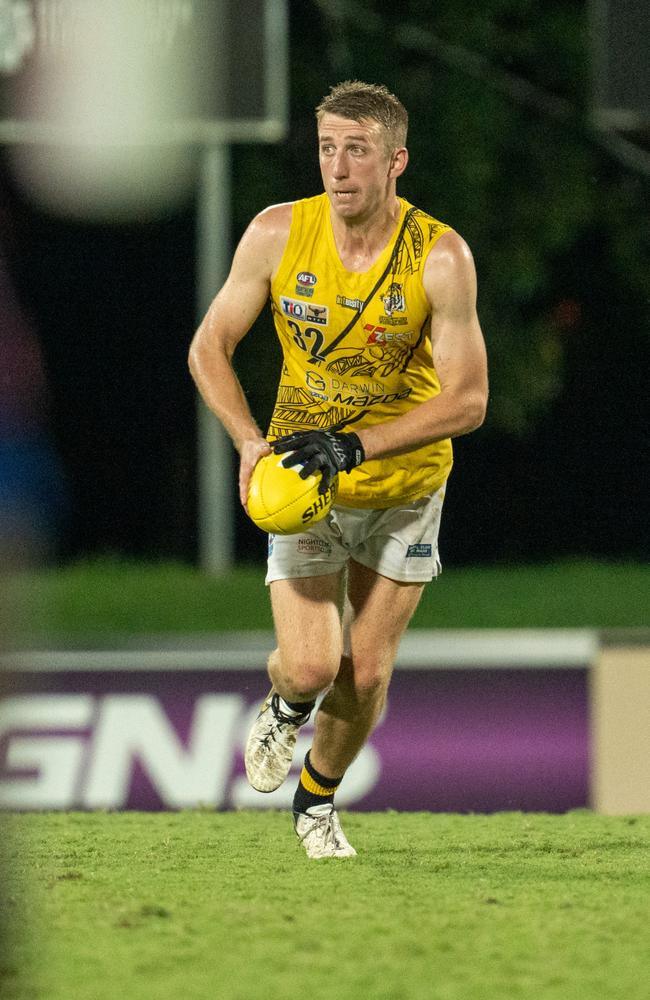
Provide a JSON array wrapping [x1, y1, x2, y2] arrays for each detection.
[[320, 207, 417, 359], [329, 408, 372, 433], [398, 315, 431, 375]]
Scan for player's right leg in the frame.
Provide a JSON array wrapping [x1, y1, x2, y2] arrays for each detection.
[[244, 570, 344, 793]]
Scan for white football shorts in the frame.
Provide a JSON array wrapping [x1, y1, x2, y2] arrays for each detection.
[[265, 483, 446, 585]]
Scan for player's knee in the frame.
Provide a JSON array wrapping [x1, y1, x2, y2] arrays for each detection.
[[354, 669, 389, 704], [274, 653, 339, 700], [294, 662, 338, 698], [341, 654, 391, 704]]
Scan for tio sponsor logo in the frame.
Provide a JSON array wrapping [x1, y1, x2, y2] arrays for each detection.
[[0, 694, 380, 810], [280, 297, 306, 319], [281, 298, 328, 325]]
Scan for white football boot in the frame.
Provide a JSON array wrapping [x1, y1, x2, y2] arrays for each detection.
[[294, 804, 357, 859], [244, 690, 312, 792]]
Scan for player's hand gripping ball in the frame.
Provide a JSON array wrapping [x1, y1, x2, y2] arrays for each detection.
[[247, 451, 338, 534]]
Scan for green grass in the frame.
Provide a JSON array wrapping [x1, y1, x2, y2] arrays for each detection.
[[3, 557, 649, 637], [2, 811, 650, 1000]]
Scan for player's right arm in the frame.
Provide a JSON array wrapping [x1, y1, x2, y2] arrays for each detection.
[[188, 203, 292, 505]]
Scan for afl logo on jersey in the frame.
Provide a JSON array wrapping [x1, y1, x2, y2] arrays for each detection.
[[296, 271, 317, 286]]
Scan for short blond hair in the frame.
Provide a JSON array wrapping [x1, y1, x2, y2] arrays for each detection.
[[316, 80, 408, 153]]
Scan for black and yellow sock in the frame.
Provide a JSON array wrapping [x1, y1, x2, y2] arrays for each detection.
[[293, 750, 343, 816]]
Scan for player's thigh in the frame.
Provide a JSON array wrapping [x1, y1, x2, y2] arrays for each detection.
[[270, 571, 345, 676], [344, 559, 424, 679]]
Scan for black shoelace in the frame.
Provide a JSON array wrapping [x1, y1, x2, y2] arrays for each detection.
[[270, 692, 312, 728]]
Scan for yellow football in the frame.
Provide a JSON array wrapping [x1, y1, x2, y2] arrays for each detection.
[[247, 451, 338, 534]]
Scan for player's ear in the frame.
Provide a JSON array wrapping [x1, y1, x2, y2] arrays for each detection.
[[389, 146, 408, 179]]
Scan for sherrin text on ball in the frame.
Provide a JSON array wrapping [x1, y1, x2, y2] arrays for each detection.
[[247, 451, 338, 534]]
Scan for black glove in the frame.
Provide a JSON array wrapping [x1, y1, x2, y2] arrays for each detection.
[[273, 430, 365, 494]]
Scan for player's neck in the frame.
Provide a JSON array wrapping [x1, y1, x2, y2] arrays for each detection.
[[329, 197, 402, 272]]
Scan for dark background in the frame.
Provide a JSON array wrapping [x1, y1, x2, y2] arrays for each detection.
[[1, 1, 648, 568]]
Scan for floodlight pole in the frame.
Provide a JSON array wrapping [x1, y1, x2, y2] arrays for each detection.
[[196, 144, 235, 574], [192, 0, 289, 576]]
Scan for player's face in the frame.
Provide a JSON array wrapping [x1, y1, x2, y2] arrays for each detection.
[[318, 114, 397, 223]]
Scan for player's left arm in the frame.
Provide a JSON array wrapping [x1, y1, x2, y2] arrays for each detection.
[[356, 230, 488, 460]]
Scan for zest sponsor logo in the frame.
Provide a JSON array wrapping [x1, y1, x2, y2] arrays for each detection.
[[0, 693, 379, 810], [365, 323, 413, 344], [364, 324, 386, 342]]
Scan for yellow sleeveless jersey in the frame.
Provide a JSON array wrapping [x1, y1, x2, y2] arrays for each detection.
[[268, 193, 453, 508]]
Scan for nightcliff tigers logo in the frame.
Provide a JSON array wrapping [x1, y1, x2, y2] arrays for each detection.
[[381, 283, 406, 316]]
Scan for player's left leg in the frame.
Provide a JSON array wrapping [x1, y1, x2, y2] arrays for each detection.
[[312, 559, 424, 777], [293, 560, 424, 858], [245, 570, 344, 794], [245, 515, 350, 795]]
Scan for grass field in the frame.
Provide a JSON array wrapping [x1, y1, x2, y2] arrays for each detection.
[[2, 810, 650, 1000], [2, 561, 648, 997], [4, 557, 649, 636]]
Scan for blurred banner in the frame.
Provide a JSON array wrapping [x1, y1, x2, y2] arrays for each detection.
[[591, 0, 650, 137], [0, 633, 593, 813], [0, 217, 66, 567], [0, 0, 287, 218]]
